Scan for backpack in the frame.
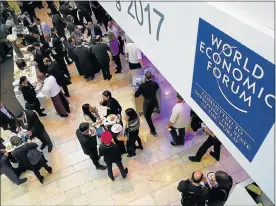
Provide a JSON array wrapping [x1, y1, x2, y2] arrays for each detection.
[[181, 180, 206, 206], [27, 148, 43, 165]]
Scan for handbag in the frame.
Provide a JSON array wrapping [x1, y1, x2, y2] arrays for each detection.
[[27, 148, 43, 165]]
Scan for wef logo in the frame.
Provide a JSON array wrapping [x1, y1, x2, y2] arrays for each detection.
[[191, 18, 275, 162]]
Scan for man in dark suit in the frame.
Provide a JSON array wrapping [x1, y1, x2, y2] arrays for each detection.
[[51, 28, 72, 78], [0, 102, 18, 133], [76, 123, 106, 170], [17, 33, 38, 46], [21, 11, 35, 32], [44, 58, 71, 97], [86, 22, 102, 38], [16, 110, 53, 152], [27, 46, 48, 74], [73, 39, 99, 81]]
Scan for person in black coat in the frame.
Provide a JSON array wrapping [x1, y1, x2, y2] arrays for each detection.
[[27, 46, 47, 74], [99, 131, 128, 181], [86, 22, 102, 38], [16, 110, 53, 152], [0, 102, 18, 133], [17, 33, 38, 46], [76, 123, 106, 170], [10, 137, 52, 184], [73, 39, 99, 81], [91, 37, 111, 80], [44, 58, 71, 97], [0, 149, 27, 185], [51, 28, 72, 77], [75, 1, 92, 25], [22, 1, 36, 20], [59, 2, 72, 18], [33, 42, 51, 60], [100, 90, 122, 118], [19, 76, 47, 117], [52, 13, 67, 39], [21, 11, 35, 32]]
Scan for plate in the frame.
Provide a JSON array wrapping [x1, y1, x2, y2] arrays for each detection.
[[107, 114, 117, 122], [89, 127, 96, 136], [111, 124, 122, 133]]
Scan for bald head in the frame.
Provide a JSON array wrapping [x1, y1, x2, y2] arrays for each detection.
[[37, 72, 46, 81], [192, 171, 203, 184]]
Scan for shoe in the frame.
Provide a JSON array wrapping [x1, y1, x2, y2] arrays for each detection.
[[210, 151, 220, 161], [38, 176, 44, 184], [109, 176, 115, 181], [89, 76, 95, 81], [188, 156, 201, 162], [108, 75, 112, 81], [96, 165, 107, 170], [67, 61, 73, 65], [40, 143, 46, 150], [115, 70, 121, 74], [171, 142, 177, 146], [39, 113, 47, 117], [60, 114, 68, 117], [47, 167, 52, 174], [18, 178, 28, 185], [48, 145, 53, 153], [103, 76, 107, 80], [127, 153, 136, 157], [150, 131, 157, 136], [122, 168, 128, 179], [136, 146, 143, 150], [39, 108, 45, 112]]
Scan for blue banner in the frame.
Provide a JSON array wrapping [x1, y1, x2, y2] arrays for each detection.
[[191, 18, 275, 162]]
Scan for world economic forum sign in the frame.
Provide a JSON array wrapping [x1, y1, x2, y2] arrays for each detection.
[[191, 18, 275, 162]]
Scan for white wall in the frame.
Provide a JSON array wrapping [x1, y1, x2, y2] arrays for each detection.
[[99, 1, 275, 203]]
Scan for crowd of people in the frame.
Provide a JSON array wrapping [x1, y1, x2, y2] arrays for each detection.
[[0, 1, 233, 205]]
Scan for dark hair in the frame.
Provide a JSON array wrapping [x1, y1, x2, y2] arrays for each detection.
[[82, 104, 96, 122], [125, 108, 138, 121], [10, 136, 21, 146], [19, 76, 27, 90], [145, 71, 152, 80], [68, 37, 74, 44], [102, 90, 111, 98], [75, 38, 82, 46], [33, 42, 40, 47], [16, 33, 24, 38], [16, 59, 27, 70], [215, 171, 233, 190], [177, 93, 183, 101], [192, 171, 203, 184], [35, 17, 41, 22], [27, 46, 35, 53], [79, 122, 89, 132]]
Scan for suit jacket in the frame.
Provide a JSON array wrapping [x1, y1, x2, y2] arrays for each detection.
[[22, 16, 34, 30], [59, 5, 71, 17], [33, 50, 47, 74], [16, 110, 45, 137], [22, 34, 38, 46], [0, 107, 16, 130], [11, 143, 38, 170], [52, 34, 65, 54], [47, 61, 71, 86], [87, 25, 102, 37], [76, 129, 98, 156]]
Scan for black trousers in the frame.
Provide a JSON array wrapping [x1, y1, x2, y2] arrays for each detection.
[[170, 127, 185, 145], [37, 129, 53, 147], [100, 62, 111, 79], [143, 99, 157, 133], [113, 54, 122, 70], [118, 36, 124, 55], [62, 85, 70, 97], [129, 62, 141, 70], [127, 130, 142, 155], [89, 153, 100, 167], [195, 136, 222, 160], [78, 10, 92, 24], [33, 155, 52, 180], [106, 160, 126, 179], [1, 164, 22, 185], [55, 57, 71, 78]]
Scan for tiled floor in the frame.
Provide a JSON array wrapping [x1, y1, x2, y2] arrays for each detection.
[[1, 5, 250, 206]]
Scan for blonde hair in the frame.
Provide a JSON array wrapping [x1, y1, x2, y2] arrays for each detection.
[[107, 32, 116, 42]]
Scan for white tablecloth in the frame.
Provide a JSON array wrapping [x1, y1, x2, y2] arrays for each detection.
[[13, 48, 47, 109]]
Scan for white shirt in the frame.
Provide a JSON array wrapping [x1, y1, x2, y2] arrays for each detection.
[[42, 76, 61, 98], [170, 102, 191, 128], [125, 43, 142, 64]]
